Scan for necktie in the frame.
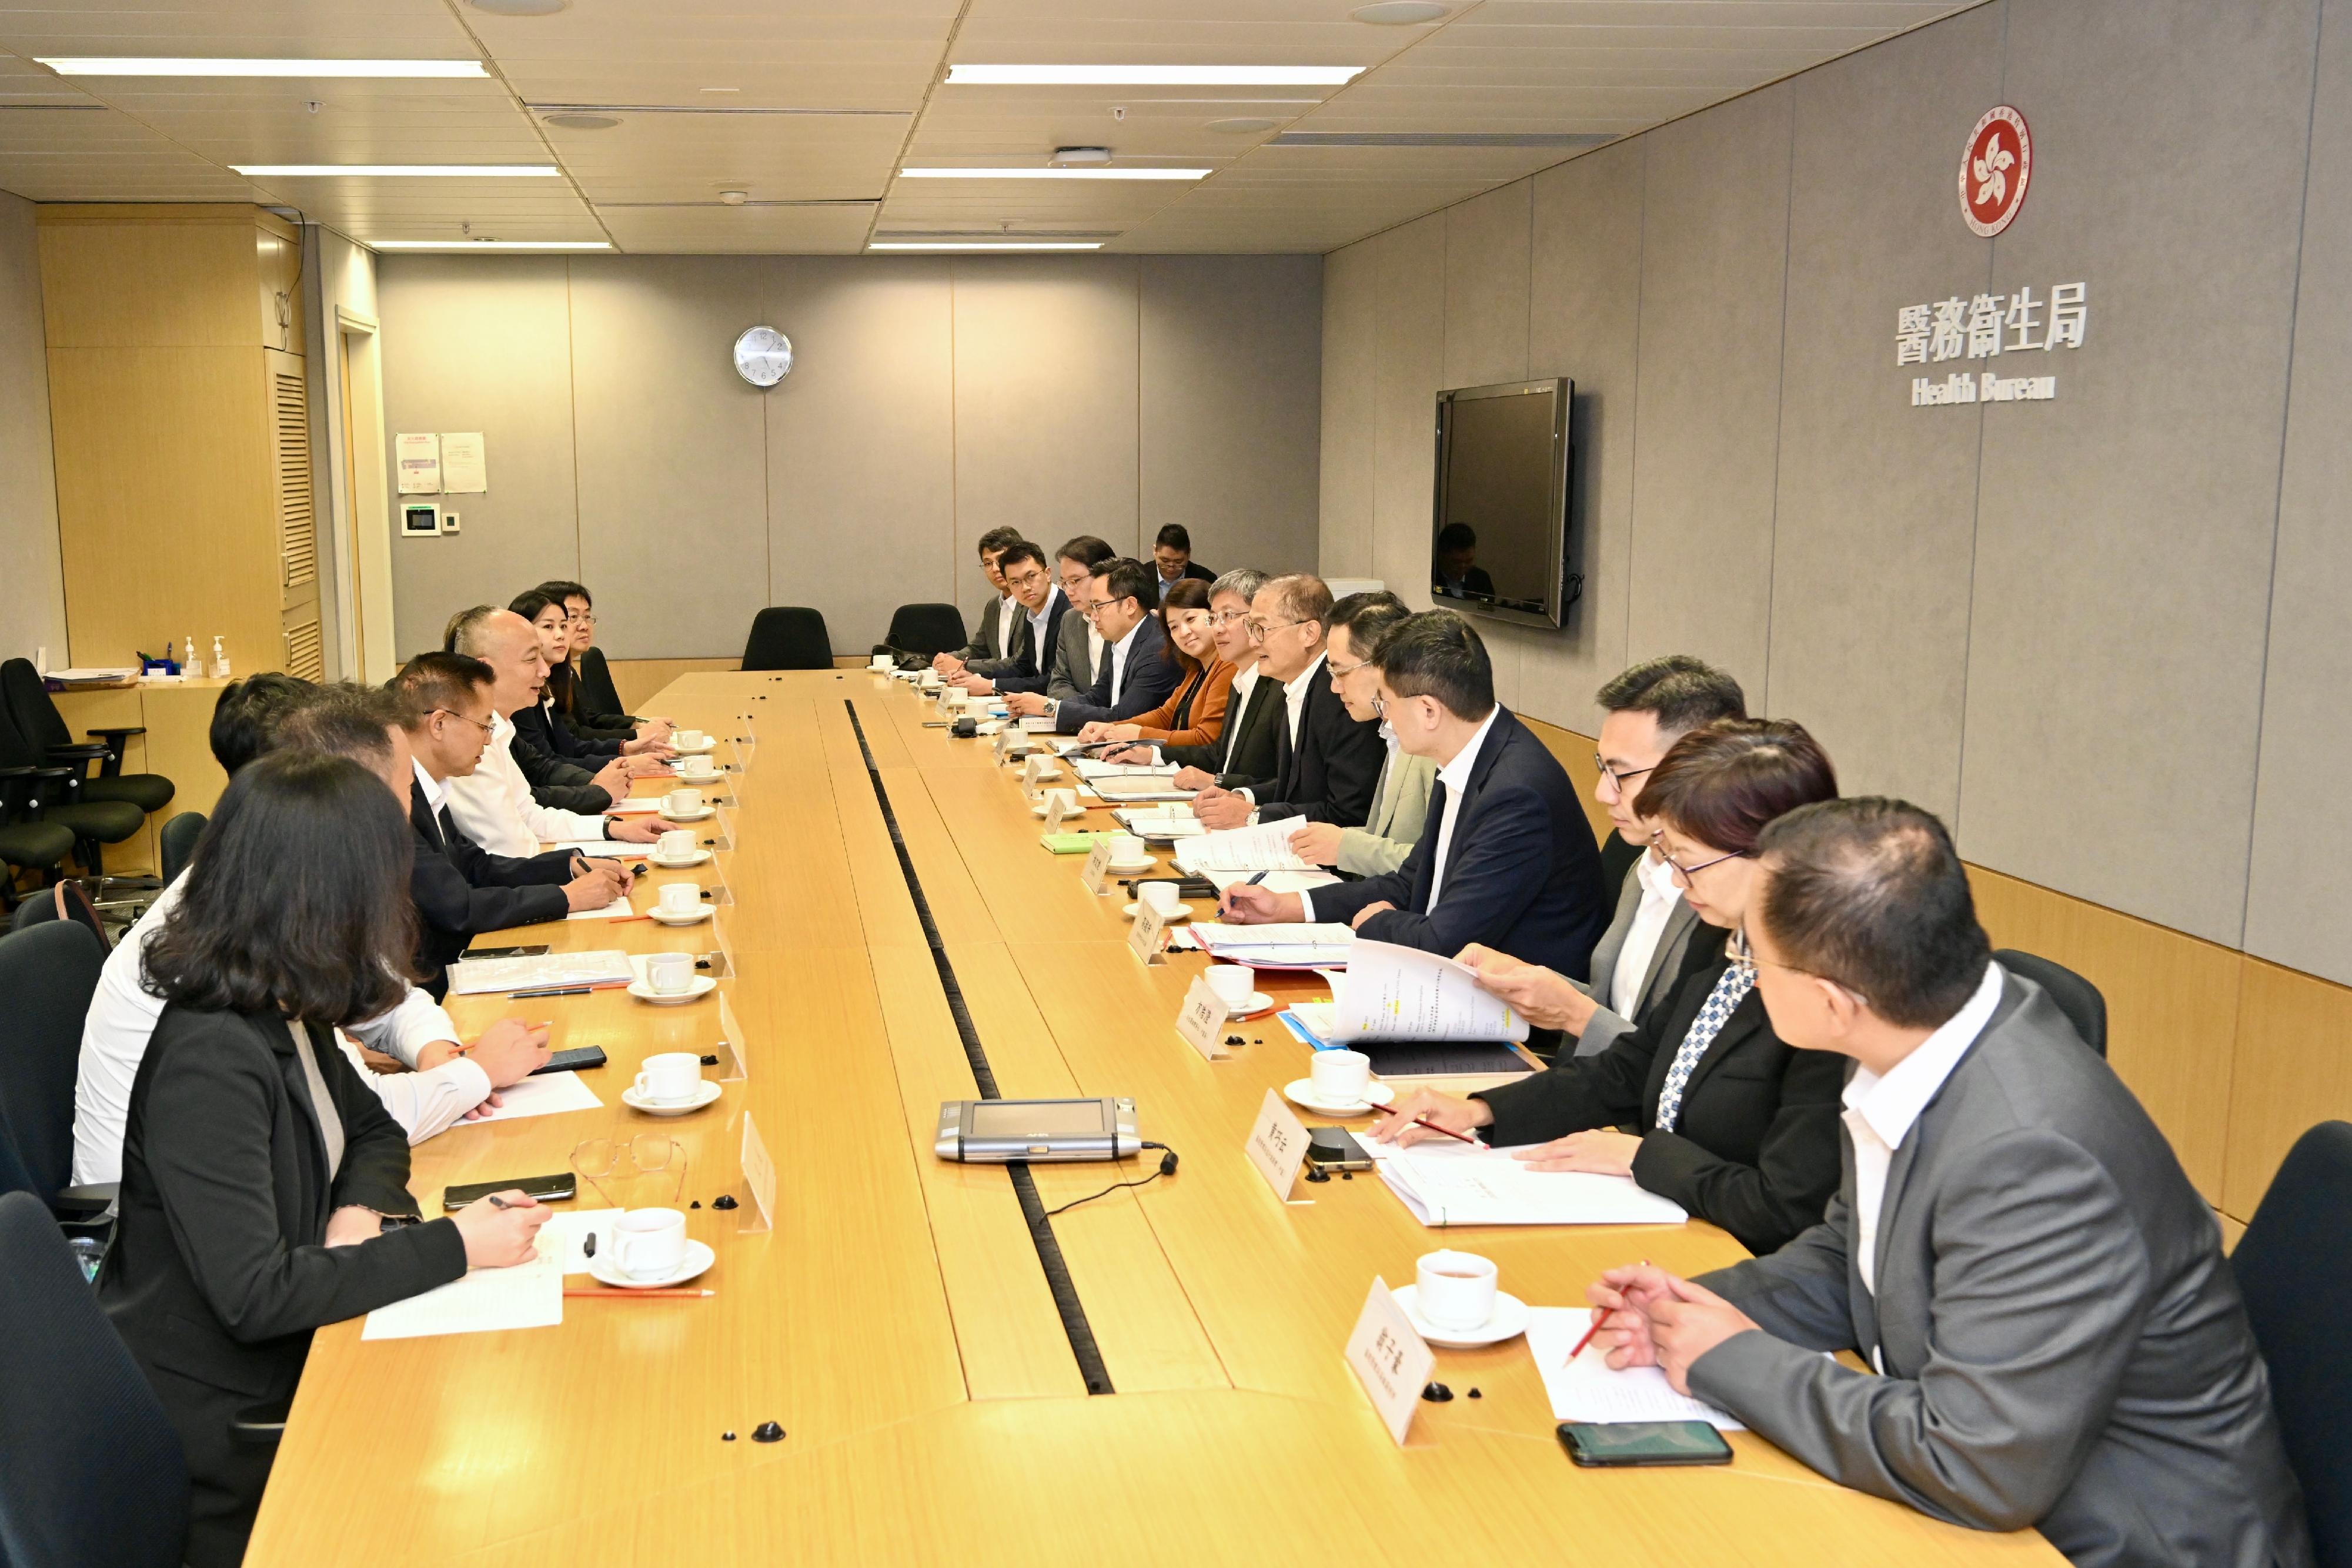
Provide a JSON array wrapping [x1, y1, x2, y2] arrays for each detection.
[[1654, 962, 1758, 1132], [437, 805, 459, 851]]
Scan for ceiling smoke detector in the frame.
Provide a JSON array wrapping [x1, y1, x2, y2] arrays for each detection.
[[1048, 146, 1114, 167]]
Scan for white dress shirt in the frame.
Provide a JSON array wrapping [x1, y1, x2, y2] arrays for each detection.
[[414, 755, 447, 820], [1085, 621, 1105, 684], [994, 593, 1017, 658], [71, 874, 486, 1186], [1104, 616, 1147, 704], [1023, 587, 1061, 670], [1843, 960, 2003, 1313], [1147, 660, 1255, 767], [1422, 704, 1502, 907], [445, 711, 609, 859], [1609, 850, 1685, 1017]]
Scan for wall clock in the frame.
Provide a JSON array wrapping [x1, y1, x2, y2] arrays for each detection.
[[733, 325, 793, 387]]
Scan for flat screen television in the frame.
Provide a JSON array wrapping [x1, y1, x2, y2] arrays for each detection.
[[1429, 377, 1581, 630]]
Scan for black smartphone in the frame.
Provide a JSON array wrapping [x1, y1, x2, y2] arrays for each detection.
[[442, 1172, 576, 1211], [533, 1044, 608, 1075], [467, 944, 549, 960], [1558, 1420, 1734, 1467], [1305, 1126, 1376, 1172]]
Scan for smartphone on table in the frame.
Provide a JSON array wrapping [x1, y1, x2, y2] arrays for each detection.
[[1557, 1420, 1733, 1467]]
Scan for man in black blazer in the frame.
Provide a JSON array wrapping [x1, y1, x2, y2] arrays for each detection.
[[1002, 557, 1182, 733], [1191, 573, 1384, 829], [934, 525, 1027, 674], [946, 541, 1067, 693], [1151, 522, 1218, 602], [1222, 611, 1609, 982]]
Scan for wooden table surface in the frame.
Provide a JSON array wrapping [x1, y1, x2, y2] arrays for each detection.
[[245, 670, 2062, 1568]]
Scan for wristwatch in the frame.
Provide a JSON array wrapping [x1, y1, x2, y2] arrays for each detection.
[[377, 1213, 421, 1235]]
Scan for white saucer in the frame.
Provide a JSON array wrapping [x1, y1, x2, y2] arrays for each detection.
[[1123, 901, 1194, 922], [1028, 765, 1063, 781], [1032, 800, 1085, 818], [1104, 857, 1156, 875], [660, 805, 716, 823], [627, 975, 716, 1005], [673, 740, 718, 755], [1389, 1285, 1531, 1350], [673, 766, 723, 784], [646, 848, 713, 868], [1227, 991, 1274, 1017], [586, 1238, 716, 1290], [646, 904, 713, 925], [1281, 1078, 1396, 1116], [621, 1079, 722, 1116]]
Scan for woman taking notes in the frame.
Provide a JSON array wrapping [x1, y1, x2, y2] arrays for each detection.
[[1074, 578, 1233, 750], [99, 753, 553, 1567], [1371, 719, 1844, 1255]]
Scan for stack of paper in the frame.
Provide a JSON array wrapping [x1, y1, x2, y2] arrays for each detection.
[[1288, 940, 1526, 1044], [446, 950, 634, 996], [1364, 1134, 1689, 1228], [1072, 758, 1178, 783], [1090, 775, 1199, 803], [1192, 921, 1355, 968], [1114, 808, 1208, 840], [1526, 1308, 1744, 1428], [1174, 821, 1317, 874], [361, 1228, 565, 1341], [566, 891, 639, 921], [465, 1070, 603, 1124]]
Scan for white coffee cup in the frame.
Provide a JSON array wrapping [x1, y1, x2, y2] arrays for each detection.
[[1204, 965, 1255, 1007], [1140, 880, 1183, 916], [1415, 1249, 1499, 1330], [664, 787, 703, 818], [1309, 1048, 1372, 1102], [675, 728, 706, 750], [1107, 833, 1145, 864], [658, 881, 701, 915], [680, 755, 719, 780], [870, 653, 893, 671], [1044, 787, 1078, 815], [647, 953, 696, 995], [633, 1050, 701, 1104], [656, 828, 697, 862], [614, 1207, 689, 1281], [919, 670, 941, 689]]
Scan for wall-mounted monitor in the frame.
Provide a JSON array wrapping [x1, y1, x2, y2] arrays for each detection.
[[1429, 377, 1581, 630]]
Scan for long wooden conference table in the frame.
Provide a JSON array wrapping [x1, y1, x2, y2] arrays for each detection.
[[246, 670, 2063, 1567]]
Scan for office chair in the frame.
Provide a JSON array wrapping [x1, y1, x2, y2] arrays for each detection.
[[9, 880, 108, 950], [0, 774, 74, 912], [2232, 1121, 2352, 1568], [158, 811, 206, 885], [741, 606, 835, 671], [0, 659, 175, 818], [0, 694, 146, 902], [0, 921, 113, 1223], [0, 1191, 190, 1568], [876, 603, 967, 663], [1992, 948, 2107, 1058]]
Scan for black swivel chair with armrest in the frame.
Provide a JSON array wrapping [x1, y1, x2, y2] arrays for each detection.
[[0, 766, 75, 911], [9, 880, 108, 948], [158, 810, 206, 885], [873, 603, 967, 666], [1990, 949, 2107, 1058], [0, 658, 175, 821], [0, 694, 145, 902], [0, 920, 116, 1224], [742, 607, 835, 671], [0, 1189, 191, 1568]]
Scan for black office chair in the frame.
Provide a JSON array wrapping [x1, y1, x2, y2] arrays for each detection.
[[1992, 948, 2107, 1058], [0, 921, 112, 1221], [741, 607, 834, 671], [0, 1190, 190, 1568], [9, 881, 108, 950], [2232, 1121, 2352, 1568], [0, 659, 175, 818], [875, 602, 967, 663], [158, 811, 206, 885], [0, 773, 75, 910], [0, 694, 145, 894]]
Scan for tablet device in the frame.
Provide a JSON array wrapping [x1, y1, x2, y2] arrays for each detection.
[[934, 1098, 1141, 1162]]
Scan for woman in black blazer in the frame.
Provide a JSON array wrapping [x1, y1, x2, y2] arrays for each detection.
[[98, 752, 553, 1567], [541, 578, 670, 741], [1374, 719, 1843, 1255]]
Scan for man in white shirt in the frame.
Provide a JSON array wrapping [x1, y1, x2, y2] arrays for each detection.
[[438, 609, 689, 858], [946, 541, 1064, 693], [931, 526, 1025, 677], [73, 682, 550, 1186], [1586, 798, 2311, 1567], [1001, 558, 1180, 733], [1187, 575, 1383, 833], [1107, 569, 1272, 774]]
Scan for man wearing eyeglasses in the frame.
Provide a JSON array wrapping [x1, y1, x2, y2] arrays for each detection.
[[1187, 573, 1384, 831], [944, 541, 1065, 695], [1001, 557, 1180, 733]]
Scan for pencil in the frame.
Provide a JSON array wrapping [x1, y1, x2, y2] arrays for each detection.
[[1392, 1113, 1480, 1146], [1567, 1305, 1605, 1364]]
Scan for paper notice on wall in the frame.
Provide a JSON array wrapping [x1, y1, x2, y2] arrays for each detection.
[[396, 432, 442, 494], [440, 432, 488, 493]]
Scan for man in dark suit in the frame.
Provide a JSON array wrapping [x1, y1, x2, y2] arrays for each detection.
[[933, 526, 1028, 676], [1151, 523, 1219, 602], [946, 541, 1067, 694], [1001, 557, 1182, 733], [1191, 573, 1384, 830], [1590, 799, 2313, 1568], [1222, 610, 1609, 982], [400, 651, 628, 997], [1105, 567, 1274, 776]]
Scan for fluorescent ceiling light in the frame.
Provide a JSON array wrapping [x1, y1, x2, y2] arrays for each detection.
[[869, 241, 1102, 252], [39, 56, 486, 78], [897, 166, 1207, 180], [944, 63, 1362, 86], [370, 239, 610, 250], [233, 163, 557, 178]]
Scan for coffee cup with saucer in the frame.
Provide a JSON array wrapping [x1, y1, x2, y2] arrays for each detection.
[[1389, 1251, 1530, 1349]]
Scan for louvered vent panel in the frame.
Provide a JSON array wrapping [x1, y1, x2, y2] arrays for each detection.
[[275, 373, 316, 589], [283, 618, 324, 682]]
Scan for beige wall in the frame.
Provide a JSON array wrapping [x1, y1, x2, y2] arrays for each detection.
[[377, 252, 1322, 662], [0, 190, 64, 662]]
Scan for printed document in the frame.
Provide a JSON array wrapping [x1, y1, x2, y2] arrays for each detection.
[[1285, 940, 1526, 1043]]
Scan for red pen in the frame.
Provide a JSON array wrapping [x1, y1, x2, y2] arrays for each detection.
[[1568, 1306, 1605, 1365]]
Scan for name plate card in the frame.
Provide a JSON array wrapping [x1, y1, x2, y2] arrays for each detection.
[[1345, 1278, 1436, 1446], [1041, 789, 1075, 836], [710, 988, 748, 1081], [1021, 754, 1051, 794], [1244, 1087, 1309, 1200], [1175, 974, 1231, 1060], [1080, 837, 1115, 896], [1129, 899, 1168, 966], [994, 727, 1018, 763], [737, 1110, 776, 1235]]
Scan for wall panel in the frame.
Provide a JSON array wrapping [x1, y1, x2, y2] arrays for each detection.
[[0, 191, 64, 663], [2223, 958, 2352, 1219], [1317, 240, 1378, 580], [1371, 214, 1447, 609]]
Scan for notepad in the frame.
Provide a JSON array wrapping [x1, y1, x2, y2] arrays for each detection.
[[1089, 776, 1200, 803], [1365, 1135, 1689, 1228], [566, 892, 638, 921], [1174, 821, 1316, 874], [1040, 831, 1109, 854], [1073, 758, 1178, 781], [466, 1070, 603, 1124], [361, 1231, 563, 1341], [1526, 1308, 1744, 1429], [447, 950, 634, 995]]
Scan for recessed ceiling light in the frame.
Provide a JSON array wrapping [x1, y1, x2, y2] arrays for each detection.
[[37, 56, 488, 78], [897, 166, 1207, 180], [699, 86, 741, 93], [1205, 117, 1280, 135], [1351, 1, 1450, 24], [467, 0, 565, 14], [232, 163, 558, 177], [943, 63, 1363, 86], [542, 112, 619, 130], [868, 241, 1103, 251], [371, 239, 611, 250]]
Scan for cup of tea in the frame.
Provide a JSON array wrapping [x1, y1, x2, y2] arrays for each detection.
[[1308, 1048, 1372, 1103], [1107, 833, 1145, 864], [656, 828, 697, 862], [646, 953, 696, 995], [1415, 1249, 1499, 1330], [1204, 965, 1255, 1008], [1140, 880, 1183, 916], [658, 881, 701, 916], [633, 1051, 701, 1104], [870, 653, 893, 671], [663, 787, 703, 818], [613, 1208, 689, 1281], [674, 728, 706, 750]]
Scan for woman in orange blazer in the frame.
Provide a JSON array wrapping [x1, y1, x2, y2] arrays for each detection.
[[1076, 579, 1233, 750]]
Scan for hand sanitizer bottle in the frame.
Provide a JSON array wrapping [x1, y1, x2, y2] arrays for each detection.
[[185, 636, 200, 677], [212, 636, 230, 678]]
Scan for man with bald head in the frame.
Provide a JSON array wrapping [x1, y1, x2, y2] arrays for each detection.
[[440, 606, 692, 858]]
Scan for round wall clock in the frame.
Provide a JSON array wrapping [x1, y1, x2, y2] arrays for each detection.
[[733, 325, 794, 387]]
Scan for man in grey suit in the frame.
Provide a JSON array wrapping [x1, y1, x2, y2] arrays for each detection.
[[1287, 593, 1433, 877], [983, 535, 1114, 700], [1589, 798, 2311, 1568], [932, 526, 1026, 677]]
